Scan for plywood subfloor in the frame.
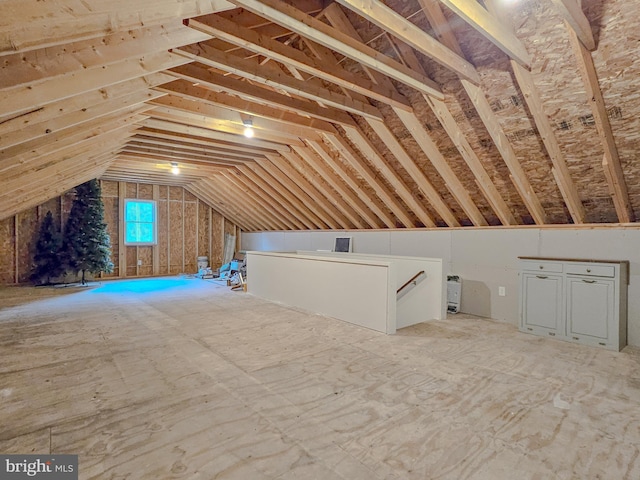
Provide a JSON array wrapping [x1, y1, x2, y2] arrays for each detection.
[[1, 278, 639, 479]]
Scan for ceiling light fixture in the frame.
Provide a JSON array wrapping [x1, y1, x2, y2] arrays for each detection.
[[171, 162, 180, 175], [243, 118, 254, 138]]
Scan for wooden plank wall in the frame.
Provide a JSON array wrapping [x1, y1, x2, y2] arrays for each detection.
[[0, 180, 238, 285]]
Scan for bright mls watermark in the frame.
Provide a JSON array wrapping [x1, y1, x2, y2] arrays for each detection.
[[1, 455, 77, 479]]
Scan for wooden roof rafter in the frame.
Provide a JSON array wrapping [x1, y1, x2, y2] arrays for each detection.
[[563, 8, 634, 223], [292, 144, 386, 229], [237, 164, 318, 229], [226, 168, 306, 229], [264, 154, 352, 229], [316, 8, 484, 226], [469, 0, 585, 224], [246, 162, 327, 229], [221, 169, 293, 230], [227, 0, 445, 99], [279, 149, 367, 229], [416, 0, 548, 225]]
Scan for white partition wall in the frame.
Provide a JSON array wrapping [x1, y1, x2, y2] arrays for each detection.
[[247, 251, 396, 333], [247, 251, 444, 334], [298, 251, 445, 328]]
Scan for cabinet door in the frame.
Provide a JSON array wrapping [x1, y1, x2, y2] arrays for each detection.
[[521, 273, 563, 337], [566, 276, 614, 346]]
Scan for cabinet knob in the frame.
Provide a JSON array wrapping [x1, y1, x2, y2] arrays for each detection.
[[539, 265, 543, 269], [587, 268, 591, 272]]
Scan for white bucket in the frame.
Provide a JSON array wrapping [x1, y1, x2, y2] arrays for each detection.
[[197, 256, 208, 270]]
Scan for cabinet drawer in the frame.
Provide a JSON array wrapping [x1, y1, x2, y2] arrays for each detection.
[[566, 264, 615, 277], [521, 260, 563, 273]]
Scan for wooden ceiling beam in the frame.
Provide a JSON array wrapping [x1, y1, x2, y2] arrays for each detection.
[[254, 159, 331, 229], [391, 38, 516, 225], [227, 169, 306, 229], [426, 0, 531, 67], [118, 147, 246, 167], [184, 15, 412, 111], [1, 157, 113, 220], [0, 148, 117, 219], [101, 173, 192, 187], [237, 165, 317, 230], [148, 105, 305, 147], [312, 12, 479, 226], [325, 129, 428, 228], [280, 150, 366, 229], [393, 108, 488, 226], [2, 135, 133, 192], [174, 46, 385, 121], [550, 0, 596, 51], [202, 175, 271, 230], [103, 161, 203, 184], [0, 50, 188, 118], [485, 0, 585, 223], [0, 110, 144, 168], [366, 119, 460, 227], [292, 144, 383, 229], [104, 166, 211, 185], [265, 154, 351, 229], [419, 0, 548, 225], [112, 154, 228, 174], [128, 137, 264, 162], [188, 178, 261, 231], [204, 175, 279, 230], [2, 149, 116, 201], [331, 0, 486, 80], [246, 162, 322, 230], [149, 94, 323, 141], [567, 28, 633, 222], [0, 22, 210, 90], [0, 0, 234, 55], [303, 139, 399, 229], [1, 90, 164, 149], [227, 0, 444, 99], [187, 182, 255, 231], [136, 127, 277, 156], [156, 80, 338, 134], [140, 118, 289, 152], [0, 72, 173, 131], [512, 91, 585, 224], [221, 170, 293, 230], [169, 63, 357, 126]]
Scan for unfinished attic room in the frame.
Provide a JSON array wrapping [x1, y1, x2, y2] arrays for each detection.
[[3, 0, 640, 477]]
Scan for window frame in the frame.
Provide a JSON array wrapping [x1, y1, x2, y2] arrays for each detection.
[[123, 199, 158, 246]]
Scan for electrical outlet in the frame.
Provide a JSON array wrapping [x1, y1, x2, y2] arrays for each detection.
[[137, 259, 142, 266], [498, 286, 506, 297]]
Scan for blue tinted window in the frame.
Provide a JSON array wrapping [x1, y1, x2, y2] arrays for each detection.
[[124, 200, 156, 245]]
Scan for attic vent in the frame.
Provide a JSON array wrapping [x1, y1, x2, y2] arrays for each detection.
[[557, 119, 573, 131], [510, 95, 522, 107], [579, 114, 595, 127], [607, 106, 622, 120], [489, 99, 504, 112]]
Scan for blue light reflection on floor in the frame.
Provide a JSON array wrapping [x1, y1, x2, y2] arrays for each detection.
[[90, 277, 197, 294]]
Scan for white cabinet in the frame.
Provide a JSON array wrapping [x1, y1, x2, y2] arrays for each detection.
[[519, 258, 628, 351], [521, 272, 563, 337]]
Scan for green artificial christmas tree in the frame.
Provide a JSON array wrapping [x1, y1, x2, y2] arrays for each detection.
[[30, 211, 64, 285], [62, 179, 114, 284]]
